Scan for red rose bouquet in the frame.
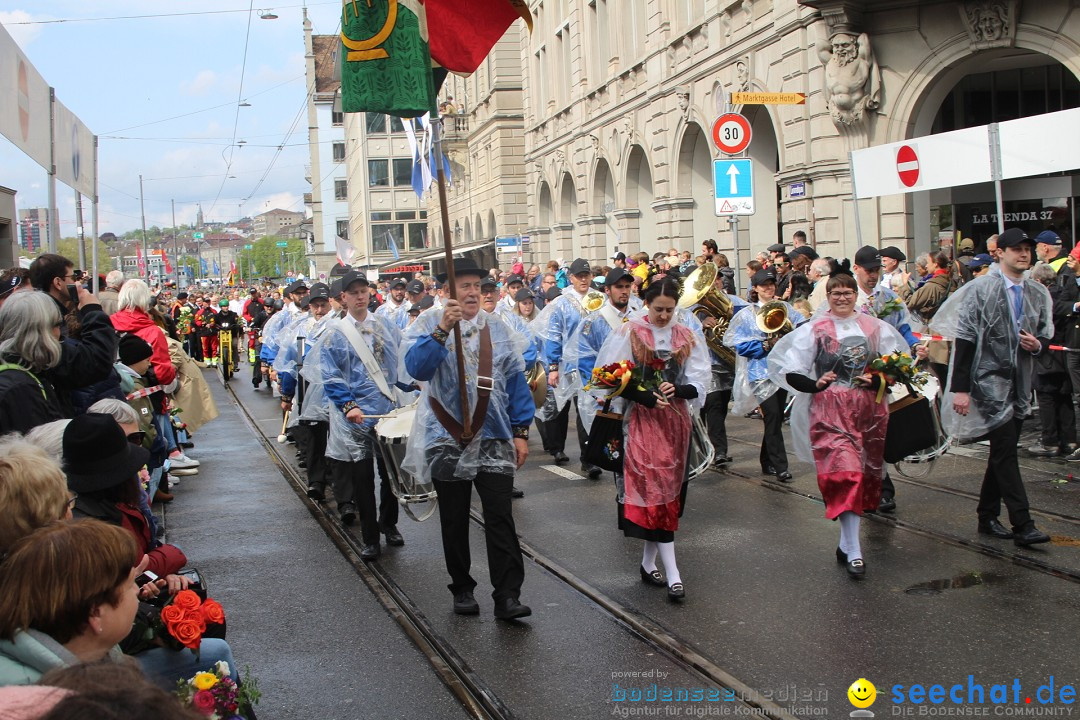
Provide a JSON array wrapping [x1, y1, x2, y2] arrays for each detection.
[[157, 589, 227, 658], [176, 661, 260, 720]]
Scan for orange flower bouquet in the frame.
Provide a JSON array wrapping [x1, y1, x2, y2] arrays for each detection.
[[157, 589, 227, 658], [585, 360, 636, 399]]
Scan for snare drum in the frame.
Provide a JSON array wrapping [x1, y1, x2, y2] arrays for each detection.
[[687, 414, 715, 480], [375, 404, 438, 522]]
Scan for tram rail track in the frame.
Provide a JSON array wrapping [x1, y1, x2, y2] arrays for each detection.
[[227, 382, 799, 720]]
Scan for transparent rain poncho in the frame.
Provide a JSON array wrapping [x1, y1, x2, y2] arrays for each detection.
[[401, 308, 530, 483], [930, 272, 1052, 440], [272, 313, 319, 377], [592, 316, 709, 508], [567, 303, 634, 433], [532, 287, 593, 411], [302, 313, 402, 462], [723, 301, 807, 414], [258, 305, 300, 362], [768, 311, 908, 468], [296, 315, 336, 423]]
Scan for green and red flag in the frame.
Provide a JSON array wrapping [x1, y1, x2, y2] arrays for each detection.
[[339, 0, 533, 117]]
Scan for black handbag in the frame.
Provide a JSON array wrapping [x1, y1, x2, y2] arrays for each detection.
[[584, 400, 625, 472], [884, 394, 939, 463]]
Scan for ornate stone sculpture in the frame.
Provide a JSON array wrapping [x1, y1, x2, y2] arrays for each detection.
[[961, 0, 1018, 49], [817, 31, 882, 126]]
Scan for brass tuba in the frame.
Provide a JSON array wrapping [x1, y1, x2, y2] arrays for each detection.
[[678, 263, 736, 368], [755, 300, 793, 348]]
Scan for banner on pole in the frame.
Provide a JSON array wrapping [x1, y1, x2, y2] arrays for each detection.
[[0, 22, 50, 170]]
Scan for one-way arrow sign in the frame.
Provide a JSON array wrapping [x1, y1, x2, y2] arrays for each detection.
[[713, 158, 754, 216]]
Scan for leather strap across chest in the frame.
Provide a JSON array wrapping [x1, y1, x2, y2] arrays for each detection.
[[429, 324, 493, 446]]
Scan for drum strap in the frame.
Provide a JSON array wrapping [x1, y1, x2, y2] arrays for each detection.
[[336, 318, 396, 402], [429, 324, 492, 447]]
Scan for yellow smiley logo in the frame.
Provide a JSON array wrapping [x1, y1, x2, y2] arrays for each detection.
[[848, 678, 877, 709]]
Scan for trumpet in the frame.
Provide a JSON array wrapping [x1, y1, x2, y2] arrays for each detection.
[[756, 301, 793, 349]]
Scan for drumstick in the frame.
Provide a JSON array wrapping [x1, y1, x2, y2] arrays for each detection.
[[277, 411, 290, 443]]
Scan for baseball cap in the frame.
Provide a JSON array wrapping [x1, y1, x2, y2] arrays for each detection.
[[968, 253, 993, 270], [751, 269, 777, 286], [340, 270, 369, 290], [284, 280, 308, 295], [391, 277, 407, 288], [853, 245, 883, 270], [569, 258, 591, 276], [958, 238, 976, 252], [410, 295, 435, 313], [406, 279, 426, 295], [545, 286, 562, 302], [480, 275, 497, 289], [506, 274, 524, 286], [879, 246, 907, 262], [997, 228, 1032, 249], [329, 278, 344, 297], [790, 245, 819, 261], [514, 287, 536, 302], [612, 252, 627, 262], [308, 282, 331, 301], [605, 268, 633, 286], [1035, 230, 1062, 246]]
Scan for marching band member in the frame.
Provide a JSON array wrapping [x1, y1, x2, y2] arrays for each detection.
[[304, 271, 404, 558], [592, 277, 710, 601], [724, 269, 806, 483], [768, 273, 908, 579], [259, 280, 308, 388], [533, 258, 602, 473], [376, 278, 409, 324], [277, 283, 334, 501], [402, 259, 534, 620], [851, 246, 928, 514], [933, 228, 1053, 547], [499, 274, 525, 315], [567, 269, 638, 448]]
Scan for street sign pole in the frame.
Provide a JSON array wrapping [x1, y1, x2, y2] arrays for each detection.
[[989, 123, 1006, 235], [848, 151, 863, 246], [728, 215, 740, 296]]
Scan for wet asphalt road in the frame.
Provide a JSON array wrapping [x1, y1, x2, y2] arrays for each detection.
[[169, 366, 1080, 719]]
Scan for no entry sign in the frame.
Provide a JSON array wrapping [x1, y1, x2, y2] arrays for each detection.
[[896, 145, 920, 188], [712, 113, 752, 155]]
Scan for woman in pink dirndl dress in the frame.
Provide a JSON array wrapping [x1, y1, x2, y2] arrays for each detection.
[[767, 273, 908, 580], [592, 278, 710, 601]]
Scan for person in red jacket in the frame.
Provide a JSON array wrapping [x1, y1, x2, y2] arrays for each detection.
[[66, 413, 191, 588], [193, 296, 220, 367], [109, 279, 177, 387]]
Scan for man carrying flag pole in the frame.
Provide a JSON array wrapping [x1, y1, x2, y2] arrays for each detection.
[[340, 0, 535, 620]]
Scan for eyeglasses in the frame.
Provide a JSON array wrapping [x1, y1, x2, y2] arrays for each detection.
[[127, 431, 146, 445], [67, 493, 78, 510], [829, 291, 857, 298]]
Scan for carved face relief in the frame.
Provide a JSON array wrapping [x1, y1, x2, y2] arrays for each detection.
[[831, 34, 857, 66]]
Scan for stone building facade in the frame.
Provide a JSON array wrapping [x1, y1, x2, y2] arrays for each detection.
[[518, 0, 1080, 285]]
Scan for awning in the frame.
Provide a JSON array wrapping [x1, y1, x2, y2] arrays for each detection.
[[376, 240, 494, 270]]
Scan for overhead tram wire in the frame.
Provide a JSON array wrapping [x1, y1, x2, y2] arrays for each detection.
[[205, 0, 257, 221], [6, 2, 340, 25]]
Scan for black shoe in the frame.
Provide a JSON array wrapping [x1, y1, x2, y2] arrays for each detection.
[[553, 451, 570, 465], [252, 381, 261, 388], [583, 463, 602, 480], [1013, 527, 1051, 547], [761, 465, 777, 475], [511, 486, 524, 498], [297, 459, 307, 468], [339, 505, 357, 526], [977, 518, 1013, 539], [382, 526, 404, 547], [667, 583, 685, 602], [307, 486, 325, 502], [776, 471, 793, 483], [180, 441, 194, 449], [639, 565, 666, 587], [836, 547, 848, 564], [494, 597, 532, 620], [712, 455, 733, 467], [453, 590, 479, 615], [878, 496, 896, 513], [359, 543, 380, 560], [846, 558, 866, 579]]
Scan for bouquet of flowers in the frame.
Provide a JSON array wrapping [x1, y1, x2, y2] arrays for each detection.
[[157, 589, 227, 657], [637, 357, 668, 392], [586, 360, 636, 398], [870, 297, 905, 319], [868, 351, 925, 401], [176, 661, 260, 720]]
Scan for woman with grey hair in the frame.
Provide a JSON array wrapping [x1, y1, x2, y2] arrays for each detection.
[[110, 279, 176, 387], [24, 419, 72, 461], [0, 292, 66, 434]]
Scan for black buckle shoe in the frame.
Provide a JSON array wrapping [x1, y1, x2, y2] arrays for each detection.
[[846, 558, 866, 579], [977, 518, 1013, 539], [639, 565, 666, 587], [667, 583, 686, 602], [1013, 527, 1051, 547], [359, 543, 380, 560], [878, 496, 896, 513], [382, 526, 404, 547], [776, 471, 793, 483], [453, 590, 479, 615], [511, 486, 524, 498], [494, 597, 532, 620]]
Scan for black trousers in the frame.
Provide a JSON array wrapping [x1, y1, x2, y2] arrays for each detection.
[[703, 389, 732, 458], [544, 400, 571, 453], [252, 343, 264, 385], [978, 417, 1033, 532], [534, 416, 551, 453], [186, 335, 202, 361], [432, 473, 525, 601], [759, 390, 789, 474], [302, 420, 330, 491], [1036, 386, 1076, 448], [328, 455, 399, 545]]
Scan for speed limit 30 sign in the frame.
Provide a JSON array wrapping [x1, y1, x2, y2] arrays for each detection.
[[712, 113, 752, 155]]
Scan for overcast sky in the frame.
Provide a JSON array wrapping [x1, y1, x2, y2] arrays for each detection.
[[0, 1, 344, 237]]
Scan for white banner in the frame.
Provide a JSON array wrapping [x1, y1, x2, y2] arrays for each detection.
[[0, 21, 51, 170], [53, 97, 96, 197], [998, 107, 1080, 181], [850, 126, 992, 199]]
